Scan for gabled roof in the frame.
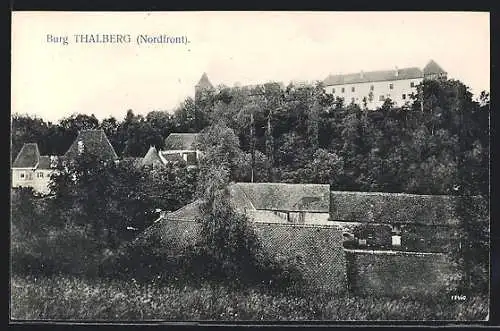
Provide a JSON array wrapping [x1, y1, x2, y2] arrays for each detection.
[[324, 67, 423, 86], [12, 143, 40, 168], [159, 152, 186, 163], [231, 183, 330, 213], [38, 156, 51, 169], [164, 133, 200, 150], [163, 199, 204, 221], [142, 146, 163, 166], [329, 191, 462, 226], [195, 73, 213, 90], [121, 157, 143, 168], [64, 129, 118, 161], [423, 60, 447, 75]]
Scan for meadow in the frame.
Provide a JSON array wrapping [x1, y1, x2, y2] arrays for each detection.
[[11, 274, 488, 321]]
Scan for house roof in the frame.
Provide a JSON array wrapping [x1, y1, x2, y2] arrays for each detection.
[[163, 199, 204, 221], [121, 157, 143, 167], [159, 152, 186, 163], [142, 146, 163, 166], [324, 67, 423, 86], [38, 156, 51, 169], [423, 60, 447, 75], [12, 143, 40, 168], [195, 73, 213, 90], [64, 129, 118, 161], [329, 191, 462, 226], [164, 133, 200, 150], [231, 182, 330, 213]]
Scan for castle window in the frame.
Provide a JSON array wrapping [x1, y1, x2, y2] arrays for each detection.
[[370, 85, 374, 91], [351, 86, 355, 92], [341, 87, 345, 93], [402, 94, 406, 100], [379, 95, 385, 101], [389, 83, 394, 90], [410, 82, 415, 88]]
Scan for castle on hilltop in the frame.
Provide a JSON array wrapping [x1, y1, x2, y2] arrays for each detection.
[[194, 60, 447, 110]]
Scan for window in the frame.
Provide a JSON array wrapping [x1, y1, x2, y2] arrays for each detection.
[[27, 173, 33, 180], [20, 173, 25, 179], [37, 172, 44, 178], [392, 235, 401, 246], [351, 86, 355, 92], [341, 87, 345, 93], [370, 85, 374, 91], [389, 83, 394, 90], [77, 140, 84, 154], [402, 94, 406, 100], [358, 239, 367, 246], [351, 98, 355, 103], [332, 88, 335, 94], [410, 82, 415, 88], [379, 95, 385, 101]]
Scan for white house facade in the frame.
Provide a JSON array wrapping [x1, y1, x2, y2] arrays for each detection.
[[322, 60, 447, 109]]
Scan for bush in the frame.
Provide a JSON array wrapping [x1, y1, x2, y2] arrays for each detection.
[[11, 224, 103, 278]]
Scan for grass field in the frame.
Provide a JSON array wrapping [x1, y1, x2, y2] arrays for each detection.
[[10, 274, 488, 321]]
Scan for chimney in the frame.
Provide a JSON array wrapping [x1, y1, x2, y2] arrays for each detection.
[[360, 70, 364, 79], [395, 66, 399, 77]]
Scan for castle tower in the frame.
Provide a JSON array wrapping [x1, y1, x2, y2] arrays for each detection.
[[423, 60, 447, 81], [195, 72, 214, 104]]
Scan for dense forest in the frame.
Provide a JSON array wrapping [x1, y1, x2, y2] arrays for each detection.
[[11, 78, 489, 196]]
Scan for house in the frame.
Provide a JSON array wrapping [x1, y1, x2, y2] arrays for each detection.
[[160, 133, 202, 166], [229, 183, 331, 225], [195, 60, 447, 110], [64, 129, 118, 163], [159, 182, 331, 226], [329, 190, 463, 251], [11, 143, 58, 194], [12, 129, 119, 194], [141, 146, 164, 168], [323, 60, 447, 109]]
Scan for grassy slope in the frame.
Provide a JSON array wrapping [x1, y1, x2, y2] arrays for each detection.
[[10, 275, 488, 321]]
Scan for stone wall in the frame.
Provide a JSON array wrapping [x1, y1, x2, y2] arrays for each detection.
[[345, 249, 453, 298]]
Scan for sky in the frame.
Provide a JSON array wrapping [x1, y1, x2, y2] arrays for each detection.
[[12, 11, 490, 123]]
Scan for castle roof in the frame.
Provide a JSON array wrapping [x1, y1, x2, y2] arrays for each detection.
[[195, 72, 213, 90], [324, 67, 423, 86], [423, 60, 447, 75]]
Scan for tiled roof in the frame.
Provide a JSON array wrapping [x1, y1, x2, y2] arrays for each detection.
[[12, 143, 40, 168], [324, 67, 423, 86], [329, 191, 463, 226], [231, 183, 330, 213], [423, 60, 447, 75], [163, 199, 204, 221], [38, 156, 51, 169], [121, 157, 143, 167], [142, 146, 163, 166], [195, 73, 213, 90], [64, 129, 118, 161], [164, 133, 199, 150], [160, 152, 186, 163]]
